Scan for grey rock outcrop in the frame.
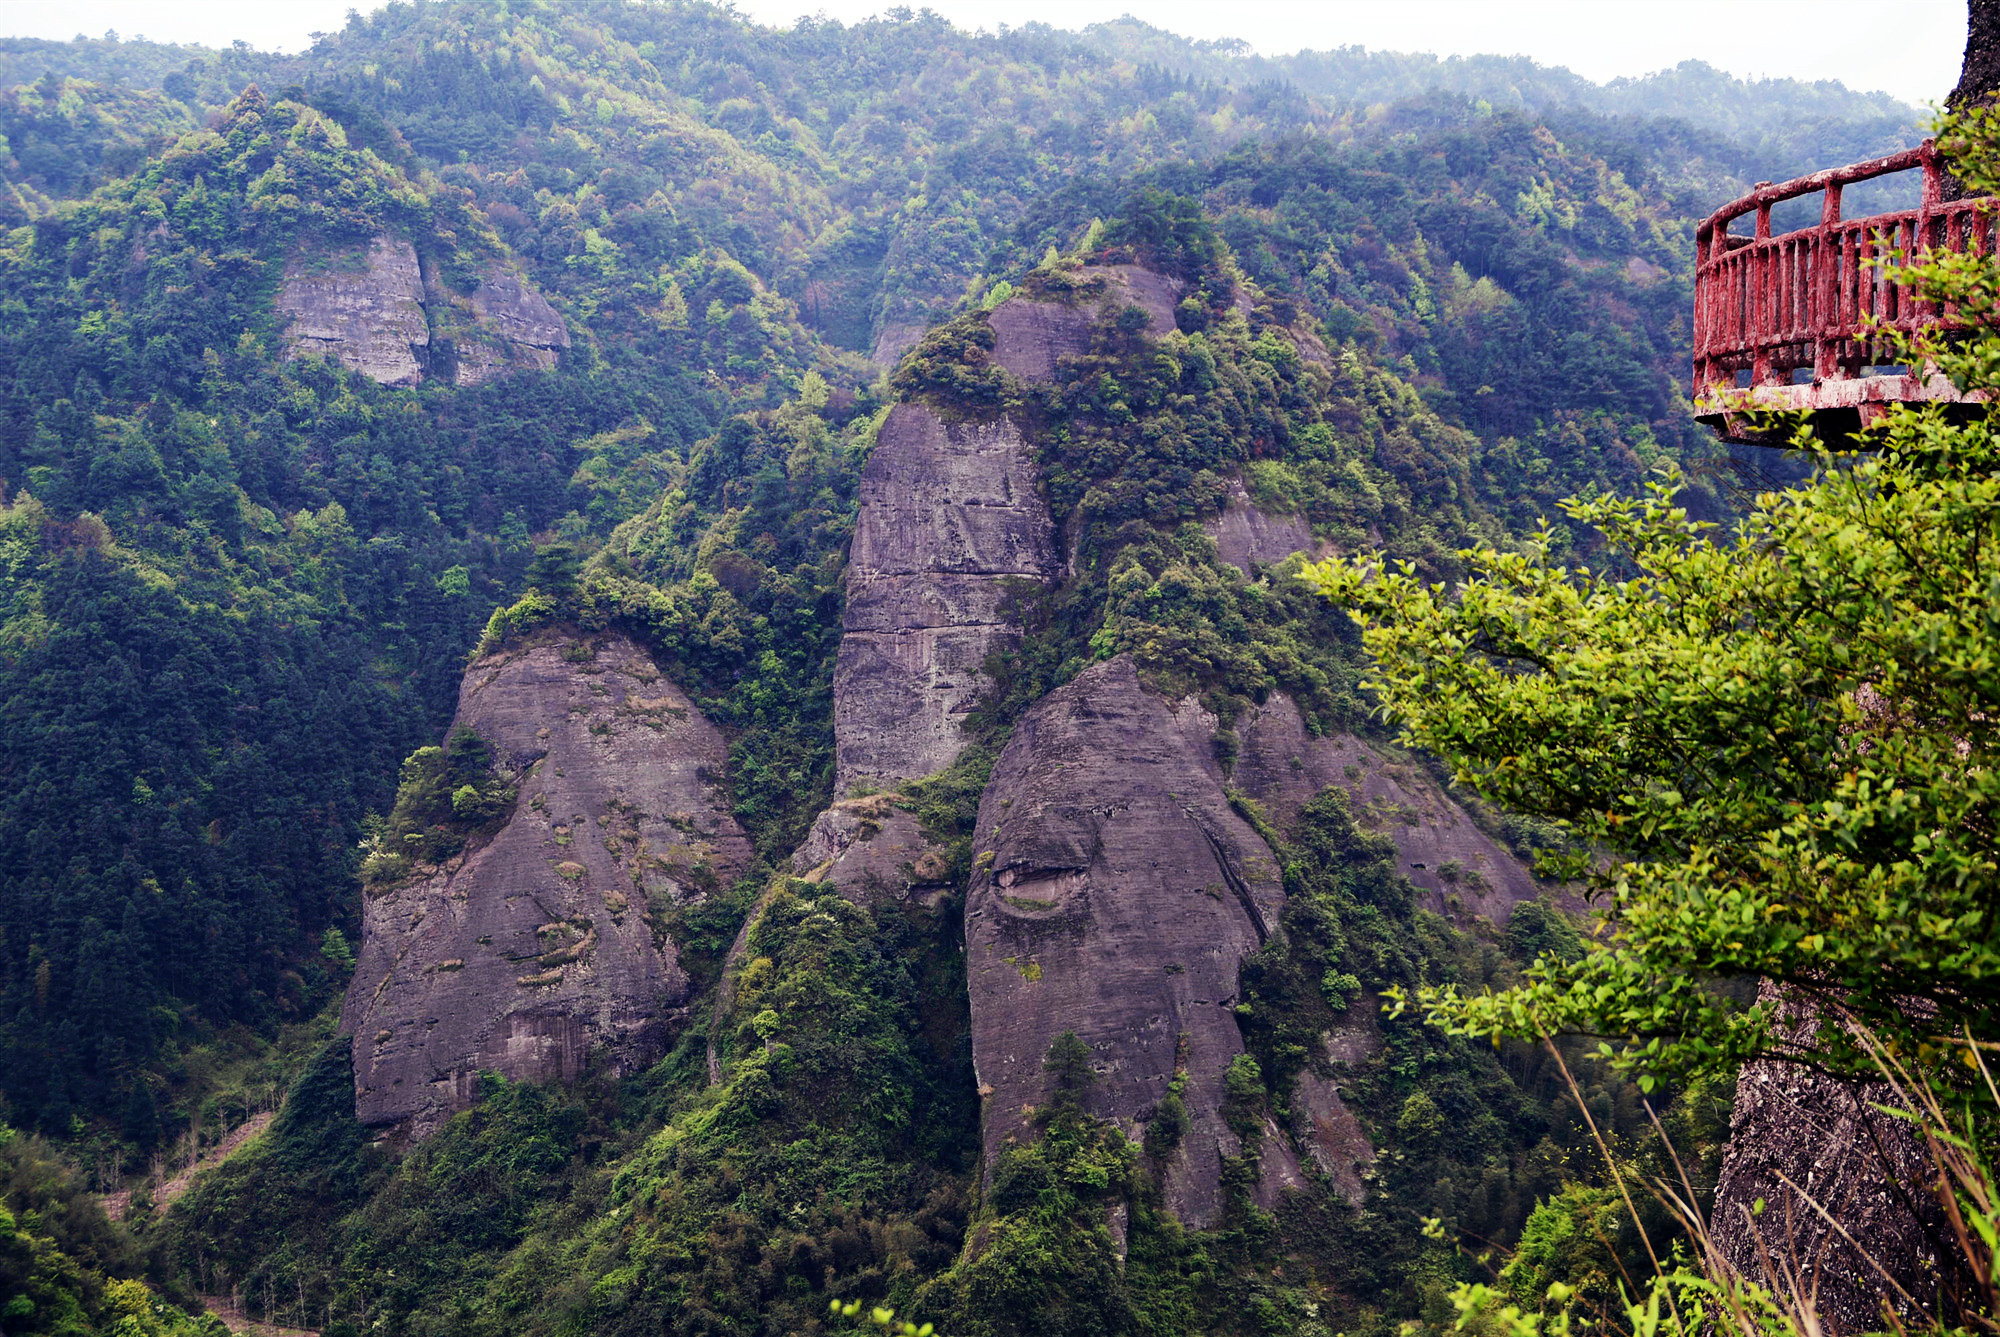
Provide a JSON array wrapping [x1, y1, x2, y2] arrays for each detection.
[[1293, 1071, 1375, 1203], [276, 235, 567, 387], [832, 404, 1061, 792], [984, 264, 1180, 382], [1095, 263, 1184, 336], [1206, 472, 1321, 575], [985, 296, 1094, 383], [343, 630, 752, 1138], [277, 234, 429, 387], [871, 319, 926, 369], [791, 795, 955, 904], [965, 655, 1311, 1228], [455, 265, 572, 385], [1221, 693, 1540, 922], [830, 268, 1183, 797]]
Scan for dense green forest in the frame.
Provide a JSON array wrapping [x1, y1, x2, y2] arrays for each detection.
[[0, 2, 1944, 1334]]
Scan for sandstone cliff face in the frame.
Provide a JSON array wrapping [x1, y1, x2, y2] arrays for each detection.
[[454, 265, 572, 385], [277, 235, 568, 387], [832, 404, 1061, 792], [871, 319, 926, 369], [277, 234, 429, 387], [344, 631, 752, 1138], [958, 672, 1529, 1223], [829, 268, 1180, 797], [790, 796, 955, 904], [965, 655, 1318, 1228], [813, 270, 1188, 901], [1206, 473, 1320, 576]]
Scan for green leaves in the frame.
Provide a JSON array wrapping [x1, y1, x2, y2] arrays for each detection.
[[1306, 109, 2000, 1088], [830, 1297, 938, 1336]]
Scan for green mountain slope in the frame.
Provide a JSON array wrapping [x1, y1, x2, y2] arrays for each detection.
[[0, 3, 1902, 1333]]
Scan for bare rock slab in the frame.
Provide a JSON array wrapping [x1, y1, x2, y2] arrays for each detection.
[[276, 234, 567, 387], [965, 655, 1303, 1228], [1206, 471, 1321, 576], [342, 631, 751, 1139], [455, 264, 572, 385], [276, 234, 428, 387], [1225, 693, 1541, 922], [833, 404, 1060, 790], [792, 797, 954, 904]]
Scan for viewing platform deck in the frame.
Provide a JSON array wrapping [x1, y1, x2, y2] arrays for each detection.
[[1693, 139, 1993, 443]]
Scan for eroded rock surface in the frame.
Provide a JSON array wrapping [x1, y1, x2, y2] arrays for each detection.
[[343, 631, 752, 1138], [456, 265, 572, 385], [1292, 1072, 1374, 1204], [277, 234, 428, 386], [965, 655, 1304, 1228], [832, 404, 1060, 791], [791, 795, 954, 904], [871, 318, 925, 369], [985, 264, 1180, 383], [1712, 986, 1960, 1330], [1224, 694, 1540, 922], [1097, 263, 1184, 336], [831, 269, 1180, 795], [276, 234, 567, 387], [1207, 472, 1320, 575]]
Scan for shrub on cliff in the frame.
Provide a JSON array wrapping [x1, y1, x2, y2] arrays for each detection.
[[360, 726, 515, 885]]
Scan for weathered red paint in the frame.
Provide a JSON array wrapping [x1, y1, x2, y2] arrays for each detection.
[[1692, 138, 1994, 440]]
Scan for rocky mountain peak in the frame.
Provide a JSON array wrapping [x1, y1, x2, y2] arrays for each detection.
[[343, 629, 749, 1139]]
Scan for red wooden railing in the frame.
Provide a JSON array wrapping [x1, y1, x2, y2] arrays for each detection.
[[1693, 139, 1994, 397]]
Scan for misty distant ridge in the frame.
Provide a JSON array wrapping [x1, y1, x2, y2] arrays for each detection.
[[0, 6, 1926, 150], [1075, 16, 1923, 148], [1081, 17, 1921, 113]]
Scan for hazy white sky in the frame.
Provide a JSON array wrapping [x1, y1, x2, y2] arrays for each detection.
[[0, 0, 1970, 106]]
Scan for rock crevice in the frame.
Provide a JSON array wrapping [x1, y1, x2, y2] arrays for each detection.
[[277, 233, 569, 387]]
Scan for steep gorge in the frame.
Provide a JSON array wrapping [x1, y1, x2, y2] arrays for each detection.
[[0, 12, 1942, 1334]]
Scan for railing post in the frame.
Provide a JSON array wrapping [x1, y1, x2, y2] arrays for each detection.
[[1752, 190, 1774, 385], [1693, 223, 1711, 391], [1919, 140, 1943, 324], [1815, 185, 1843, 380]]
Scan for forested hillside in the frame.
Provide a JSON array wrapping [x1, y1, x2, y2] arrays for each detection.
[[0, 3, 1935, 1334]]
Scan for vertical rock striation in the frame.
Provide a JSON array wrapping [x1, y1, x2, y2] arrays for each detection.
[[343, 631, 752, 1139], [827, 268, 1176, 799], [831, 404, 1061, 791]]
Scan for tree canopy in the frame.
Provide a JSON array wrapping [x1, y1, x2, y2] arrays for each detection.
[[1310, 108, 2000, 1089]]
